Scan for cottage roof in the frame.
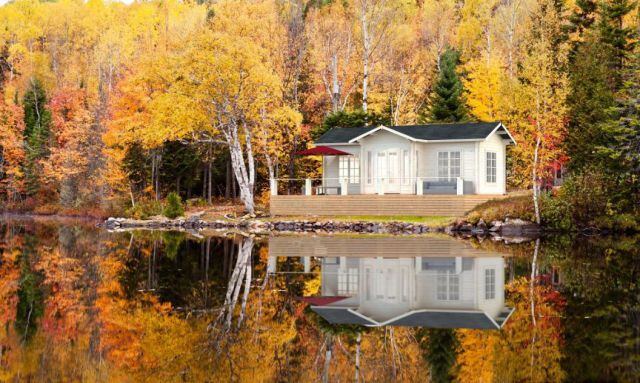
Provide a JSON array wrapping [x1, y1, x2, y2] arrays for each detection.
[[310, 306, 515, 329], [315, 122, 515, 145]]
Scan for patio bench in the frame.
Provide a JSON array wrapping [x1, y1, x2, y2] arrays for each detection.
[[423, 180, 457, 195]]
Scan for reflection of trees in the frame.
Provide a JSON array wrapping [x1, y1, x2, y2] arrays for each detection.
[[211, 235, 255, 337], [550, 236, 640, 382], [416, 328, 459, 383], [15, 235, 44, 342]]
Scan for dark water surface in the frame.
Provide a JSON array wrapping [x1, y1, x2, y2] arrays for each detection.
[[0, 217, 638, 382]]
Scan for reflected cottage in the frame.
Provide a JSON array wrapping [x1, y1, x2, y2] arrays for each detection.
[[268, 235, 514, 329]]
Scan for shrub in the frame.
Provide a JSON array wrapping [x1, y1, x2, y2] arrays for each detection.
[[163, 192, 184, 219], [594, 214, 639, 232], [540, 192, 572, 230], [126, 198, 163, 220], [466, 195, 535, 224]]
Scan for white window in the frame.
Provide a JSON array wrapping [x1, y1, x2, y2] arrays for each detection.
[[338, 268, 358, 296], [339, 155, 360, 183], [367, 151, 372, 184], [485, 269, 495, 299], [388, 151, 398, 184], [486, 152, 497, 183], [403, 150, 410, 184], [377, 152, 387, 182], [437, 151, 461, 181], [436, 271, 460, 301]]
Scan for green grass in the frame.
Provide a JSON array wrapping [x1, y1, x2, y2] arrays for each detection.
[[266, 215, 453, 226]]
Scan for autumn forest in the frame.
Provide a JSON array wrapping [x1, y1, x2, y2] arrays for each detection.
[[0, 0, 638, 224]]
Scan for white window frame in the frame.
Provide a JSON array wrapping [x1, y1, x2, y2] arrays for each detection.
[[486, 151, 497, 183], [339, 155, 360, 184], [402, 149, 410, 185], [436, 271, 460, 301], [366, 151, 372, 184], [437, 151, 461, 181], [485, 268, 496, 300]]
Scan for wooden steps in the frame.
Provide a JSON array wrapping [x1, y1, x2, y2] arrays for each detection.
[[270, 194, 506, 217]]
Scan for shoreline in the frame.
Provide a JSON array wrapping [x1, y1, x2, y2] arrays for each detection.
[[99, 215, 542, 238]]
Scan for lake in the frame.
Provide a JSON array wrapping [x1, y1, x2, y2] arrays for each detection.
[[0, 217, 638, 382]]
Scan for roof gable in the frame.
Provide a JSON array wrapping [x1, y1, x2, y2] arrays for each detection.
[[314, 126, 376, 144], [310, 306, 512, 329], [315, 122, 516, 144]]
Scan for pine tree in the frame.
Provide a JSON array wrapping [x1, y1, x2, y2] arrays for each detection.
[[22, 79, 51, 196], [599, 0, 636, 88], [428, 48, 467, 123], [417, 328, 459, 383], [566, 0, 636, 170]]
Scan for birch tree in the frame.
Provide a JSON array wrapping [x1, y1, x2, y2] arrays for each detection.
[[307, 2, 359, 113], [355, 0, 394, 113], [179, 31, 285, 214], [519, 0, 568, 223]]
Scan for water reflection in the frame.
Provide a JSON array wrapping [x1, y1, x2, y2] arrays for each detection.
[[0, 217, 638, 382], [268, 236, 514, 329]]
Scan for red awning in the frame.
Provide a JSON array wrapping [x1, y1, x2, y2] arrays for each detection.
[[295, 146, 351, 156]]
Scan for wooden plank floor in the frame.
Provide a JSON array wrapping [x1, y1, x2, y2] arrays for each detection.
[[269, 235, 503, 258], [270, 194, 505, 217], [270, 194, 507, 217]]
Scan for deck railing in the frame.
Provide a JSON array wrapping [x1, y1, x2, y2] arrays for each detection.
[[271, 177, 464, 196]]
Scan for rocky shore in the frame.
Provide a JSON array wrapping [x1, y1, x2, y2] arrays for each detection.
[[102, 214, 541, 237]]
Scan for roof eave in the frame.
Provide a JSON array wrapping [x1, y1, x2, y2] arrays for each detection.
[[489, 122, 517, 145]]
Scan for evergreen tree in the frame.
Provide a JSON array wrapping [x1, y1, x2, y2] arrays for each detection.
[[417, 328, 459, 383], [22, 78, 51, 195], [311, 109, 390, 140], [564, 0, 597, 59], [594, 52, 640, 203], [598, 0, 636, 87], [566, 0, 635, 171], [565, 37, 615, 169], [428, 48, 467, 123]]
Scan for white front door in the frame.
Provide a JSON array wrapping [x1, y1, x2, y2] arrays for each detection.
[[364, 258, 413, 304], [376, 149, 401, 193]]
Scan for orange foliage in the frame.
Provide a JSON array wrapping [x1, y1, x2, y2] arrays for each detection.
[[0, 99, 26, 202]]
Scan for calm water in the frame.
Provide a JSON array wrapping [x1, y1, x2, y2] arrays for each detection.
[[0, 217, 638, 382]]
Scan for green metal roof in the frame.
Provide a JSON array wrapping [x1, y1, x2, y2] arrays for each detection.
[[315, 122, 513, 144]]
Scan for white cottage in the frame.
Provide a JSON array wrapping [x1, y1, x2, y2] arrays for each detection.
[[267, 235, 515, 329], [314, 121, 515, 195]]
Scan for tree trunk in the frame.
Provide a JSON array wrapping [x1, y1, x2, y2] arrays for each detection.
[[361, 3, 369, 114], [202, 164, 207, 200], [331, 54, 340, 112], [207, 158, 212, 204], [532, 134, 541, 225], [226, 123, 255, 213], [323, 335, 333, 383], [225, 157, 231, 199], [355, 332, 361, 382]]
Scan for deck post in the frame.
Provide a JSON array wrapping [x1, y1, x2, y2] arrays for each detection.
[[270, 178, 278, 196], [457, 177, 464, 196], [416, 177, 423, 195], [305, 178, 312, 196], [340, 178, 348, 195], [377, 178, 385, 195]]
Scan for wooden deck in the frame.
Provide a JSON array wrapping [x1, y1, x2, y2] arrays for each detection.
[[270, 194, 506, 217]]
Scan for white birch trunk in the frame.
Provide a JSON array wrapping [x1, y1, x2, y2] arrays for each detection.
[[361, 3, 369, 114], [532, 134, 541, 225], [222, 120, 255, 214]]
